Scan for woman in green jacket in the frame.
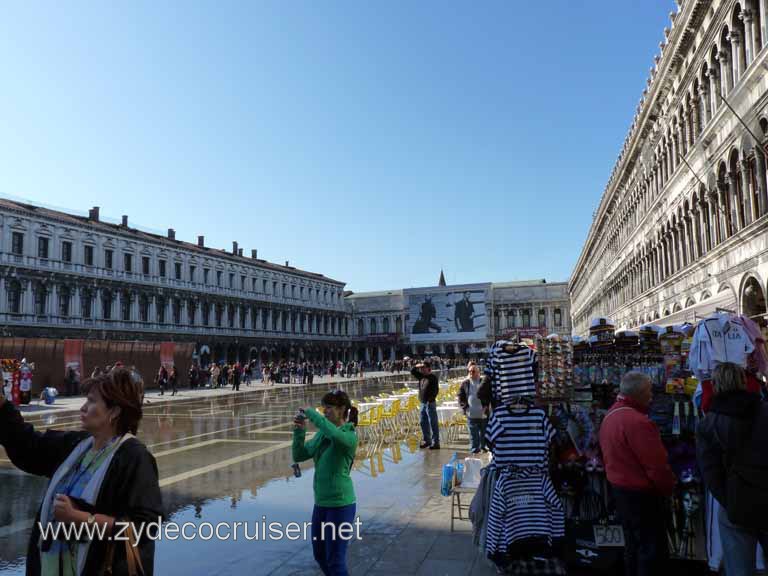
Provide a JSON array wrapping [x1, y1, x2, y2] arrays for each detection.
[[293, 390, 358, 576]]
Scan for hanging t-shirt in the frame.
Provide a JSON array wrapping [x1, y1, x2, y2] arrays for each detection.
[[486, 467, 565, 554], [485, 406, 555, 468], [485, 340, 537, 403]]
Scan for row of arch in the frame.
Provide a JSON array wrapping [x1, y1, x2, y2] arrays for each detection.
[[2, 278, 351, 337], [619, 273, 767, 328]]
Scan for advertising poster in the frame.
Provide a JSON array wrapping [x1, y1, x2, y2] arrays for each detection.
[[160, 342, 176, 369], [63, 339, 83, 384], [405, 284, 490, 343]]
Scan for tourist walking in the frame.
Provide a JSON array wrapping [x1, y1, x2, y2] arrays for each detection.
[[169, 366, 178, 396], [293, 390, 358, 576]]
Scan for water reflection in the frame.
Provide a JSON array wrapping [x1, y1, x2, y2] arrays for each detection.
[[0, 375, 446, 575]]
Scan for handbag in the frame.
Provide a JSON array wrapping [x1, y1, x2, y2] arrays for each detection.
[[103, 520, 144, 576]]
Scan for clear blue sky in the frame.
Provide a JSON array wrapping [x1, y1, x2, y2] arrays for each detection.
[[0, 1, 674, 292]]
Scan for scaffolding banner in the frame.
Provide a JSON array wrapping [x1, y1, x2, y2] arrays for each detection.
[[63, 339, 83, 382], [160, 342, 176, 369]]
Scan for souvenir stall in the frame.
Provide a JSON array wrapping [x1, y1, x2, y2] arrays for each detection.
[[1, 358, 36, 406], [471, 313, 762, 575]]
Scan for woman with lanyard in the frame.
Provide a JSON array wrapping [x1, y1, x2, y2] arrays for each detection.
[[293, 390, 359, 576], [0, 367, 163, 575]]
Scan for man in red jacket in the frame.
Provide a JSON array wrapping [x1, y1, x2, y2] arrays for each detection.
[[599, 371, 676, 576]]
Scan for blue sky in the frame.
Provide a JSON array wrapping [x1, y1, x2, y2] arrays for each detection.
[[0, 1, 674, 292]]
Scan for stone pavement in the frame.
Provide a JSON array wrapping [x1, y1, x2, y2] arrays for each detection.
[[279, 442, 496, 576]]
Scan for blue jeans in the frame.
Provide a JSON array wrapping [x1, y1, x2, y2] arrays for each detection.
[[420, 401, 440, 446], [311, 503, 357, 576], [718, 506, 768, 576], [467, 418, 487, 452]]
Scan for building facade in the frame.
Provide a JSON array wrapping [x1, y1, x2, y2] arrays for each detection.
[[0, 200, 353, 364], [570, 0, 768, 336], [347, 280, 571, 360]]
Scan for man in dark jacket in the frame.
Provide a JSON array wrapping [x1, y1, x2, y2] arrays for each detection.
[[411, 361, 440, 449], [599, 371, 676, 576], [696, 362, 768, 575]]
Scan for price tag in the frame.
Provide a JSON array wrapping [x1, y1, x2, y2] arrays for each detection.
[[593, 525, 625, 547]]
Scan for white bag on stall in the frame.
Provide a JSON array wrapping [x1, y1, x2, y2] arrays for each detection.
[[461, 458, 483, 489]]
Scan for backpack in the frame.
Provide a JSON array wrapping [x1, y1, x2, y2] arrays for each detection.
[[714, 413, 768, 530]]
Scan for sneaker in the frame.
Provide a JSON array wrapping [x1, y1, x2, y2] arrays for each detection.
[[419, 441, 431, 449], [429, 444, 441, 450]]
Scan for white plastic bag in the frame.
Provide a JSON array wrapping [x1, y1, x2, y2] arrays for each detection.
[[461, 458, 483, 489]]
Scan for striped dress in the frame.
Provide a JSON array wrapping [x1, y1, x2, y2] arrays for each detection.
[[484, 406, 564, 555], [485, 340, 537, 404]]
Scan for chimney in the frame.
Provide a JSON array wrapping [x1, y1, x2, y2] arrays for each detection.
[[121, 215, 128, 227], [168, 228, 176, 240], [88, 206, 100, 221], [238, 248, 243, 257], [251, 249, 258, 259], [285, 260, 289, 267], [197, 235, 204, 248], [232, 241, 238, 255]]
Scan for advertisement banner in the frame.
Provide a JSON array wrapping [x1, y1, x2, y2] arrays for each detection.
[[160, 342, 176, 369], [405, 284, 490, 343], [63, 339, 83, 383]]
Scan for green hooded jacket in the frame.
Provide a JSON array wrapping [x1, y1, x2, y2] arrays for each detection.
[[292, 407, 357, 507]]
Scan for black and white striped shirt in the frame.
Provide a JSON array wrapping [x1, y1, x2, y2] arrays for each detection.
[[485, 340, 537, 403], [485, 406, 554, 467]]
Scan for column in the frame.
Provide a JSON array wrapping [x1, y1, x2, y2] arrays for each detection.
[[719, 50, 731, 97], [731, 31, 743, 84], [761, 0, 768, 52], [148, 294, 156, 325], [94, 287, 102, 320], [756, 151, 768, 217], [709, 68, 720, 114], [131, 292, 139, 322], [699, 85, 709, 126], [698, 203, 707, 256], [49, 284, 57, 317], [743, 10, 755, 65], [0, 277, 6, 314], [741, 160, 755, 225], [728, 174, 742, 232], [233, 303, 240, 330]]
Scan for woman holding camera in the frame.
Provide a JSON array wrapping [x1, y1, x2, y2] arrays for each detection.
[[0, 367, 163, 575], [293, 390, 358, 576]]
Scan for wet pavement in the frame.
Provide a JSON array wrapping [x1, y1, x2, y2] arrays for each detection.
[[0, 370, 495, 575]]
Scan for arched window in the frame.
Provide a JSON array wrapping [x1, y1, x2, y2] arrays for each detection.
[[122, 292, 132, 322], [174, 299, 183, 325], [358, 319, 364, 335], [58, 286, 70, 317], [370, 318, 376, 335], [383, 317, 390, 333], [139, 295, 151, 322], [554, 308, 562, 327], [395, 317, 402, 333], [522, 309, 531, 328], [81, 288, 92, 319], [202, 302, 210, 326], [7, 280, 21, 314], [189, 300, 197, 326], [34, 283, 47, 316], [538, 309, 546, 327], [102, 290, 113, 320]]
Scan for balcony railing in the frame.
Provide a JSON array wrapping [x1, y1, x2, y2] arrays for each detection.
[[0, 253, 345, 311]]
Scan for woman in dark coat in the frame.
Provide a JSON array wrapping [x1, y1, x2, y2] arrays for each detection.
[[0, 367, 163, 575]]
